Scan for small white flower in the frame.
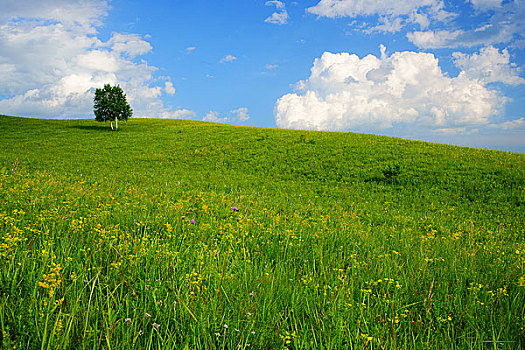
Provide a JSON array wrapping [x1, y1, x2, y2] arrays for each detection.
[[251, 331, 255, 334], [145, 312, 151, 318], [152, 323, 160, 330], [224, 324, 228, 329], [124, 318, 131, 322], [157, 300, 163, 307], [215, 332, 221, 337]]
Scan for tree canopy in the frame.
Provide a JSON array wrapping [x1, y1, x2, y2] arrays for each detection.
[[93, 84, 132, 130]]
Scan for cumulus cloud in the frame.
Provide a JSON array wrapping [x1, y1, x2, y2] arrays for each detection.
[[220, 54, 237, 63], [203, 111, 228, 123], [164, 81, 176, 95], [107, 33, 153, 58], [202, 108, 250, 123], [265, 0, 289, 25], [0, 0, 192, 119], [453, 46, 525, 85], [158, 109, 196, 119], [230, 107, 250, 122], [274, 46, 523, 133]]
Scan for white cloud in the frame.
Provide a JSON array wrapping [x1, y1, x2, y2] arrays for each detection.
[[308, 0, 523, 50], [265, 0, 289, 25], [231, 107, 250, 122], [266, 64, 279, 70], [453, 46, 525, 85], [434, 127, 478, 135], [265, 10, 289, 25], [274, 47, 522, 133], [220, 54, 237, 63], [77, 50, 120, 72], [0, 0, 109, 25], [266, 1, 285, 9], [488, 118, 525, 130], [469, 0, 502, 10], [365, 16, 404, 33], [307, 0, 452, 31], [186, 46, 196, 53], [407, 1, 524, 48], [108, 33, 152, 58], [202, 108, 250, 123], [408, 11, 430, 29], [308, 0, 435, 17], [0, 0, 191, 119], [406, 30, 463, 49], [157, 109, 196, 119], [203, 111, 228, 123], [164, 81, 176, 95]]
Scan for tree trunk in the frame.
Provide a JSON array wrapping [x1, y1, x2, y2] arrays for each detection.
[[110, 120, 114, 130], [115, 117, 118, 130]]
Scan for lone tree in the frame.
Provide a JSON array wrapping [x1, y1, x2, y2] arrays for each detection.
[[93, 84, 132, 130]]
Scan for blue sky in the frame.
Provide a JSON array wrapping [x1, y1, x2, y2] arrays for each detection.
[[1, 0, 524, 152]]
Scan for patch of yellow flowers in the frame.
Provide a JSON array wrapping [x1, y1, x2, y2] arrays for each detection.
[[38, 262, 62, 306]]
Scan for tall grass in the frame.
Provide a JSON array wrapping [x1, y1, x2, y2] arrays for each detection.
[[1, 115, 524, 348]]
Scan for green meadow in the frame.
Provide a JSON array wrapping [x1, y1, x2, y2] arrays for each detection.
[[1, 114, 524, 349]]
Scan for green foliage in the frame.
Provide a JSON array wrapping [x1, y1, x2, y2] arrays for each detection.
[[93, 84, 132, 128], [1, 115, 524, 349], [383, 163, 401, 183]]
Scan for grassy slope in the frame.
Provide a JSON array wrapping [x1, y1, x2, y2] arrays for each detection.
[[1, 115, 524, 348]]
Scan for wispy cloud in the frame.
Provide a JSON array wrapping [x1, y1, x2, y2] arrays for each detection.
[[488, 118, 525, 130], [307, 0, 454, 33], [265, 0, 289, 25], [307, 0, 524, 49], [220, 54, 237, 63]]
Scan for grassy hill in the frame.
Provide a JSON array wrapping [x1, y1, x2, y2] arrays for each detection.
[[1, 115, 524, 348]]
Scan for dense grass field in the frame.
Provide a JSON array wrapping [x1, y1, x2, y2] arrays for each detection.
[[1, 115, 524, 349]]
